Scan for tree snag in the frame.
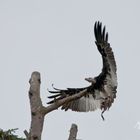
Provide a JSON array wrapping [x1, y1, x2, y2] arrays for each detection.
[[25, 71, 87, 139], [68, 124, 78, 140]]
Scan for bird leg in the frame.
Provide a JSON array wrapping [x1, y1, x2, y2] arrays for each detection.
[[100, 96, 113, 120]]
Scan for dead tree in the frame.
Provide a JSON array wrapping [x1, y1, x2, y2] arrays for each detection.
[[68, 124, 78, 140], [24, 71, 87, 140]]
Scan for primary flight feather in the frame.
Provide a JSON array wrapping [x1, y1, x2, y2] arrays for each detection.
[[47, 21, 117, 120]]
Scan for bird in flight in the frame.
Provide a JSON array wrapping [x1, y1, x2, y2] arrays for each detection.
[[47, 21, 117, 120]]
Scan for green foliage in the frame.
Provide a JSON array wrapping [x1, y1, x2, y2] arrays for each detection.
[[0, 128, 25, 140]]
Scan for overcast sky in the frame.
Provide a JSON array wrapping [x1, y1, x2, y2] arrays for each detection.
[[0, 0, 140, 140]]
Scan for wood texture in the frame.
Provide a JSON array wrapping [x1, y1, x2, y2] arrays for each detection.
[[68, 124, 78, 140], [26, 71, 86, 139]]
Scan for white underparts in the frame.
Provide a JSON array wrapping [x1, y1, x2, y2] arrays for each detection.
[[68, 94, 101, 112]]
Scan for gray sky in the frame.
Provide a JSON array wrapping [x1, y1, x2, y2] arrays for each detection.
[[0, 0, 140, 140]]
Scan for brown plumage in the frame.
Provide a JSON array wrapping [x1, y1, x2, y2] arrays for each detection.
[[47, 21, 117, 120]]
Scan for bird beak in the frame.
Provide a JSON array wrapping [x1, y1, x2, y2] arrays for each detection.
[[85, 78, 96, 84]]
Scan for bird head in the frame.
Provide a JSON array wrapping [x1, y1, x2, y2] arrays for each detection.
[[85, 77, 96, 84]]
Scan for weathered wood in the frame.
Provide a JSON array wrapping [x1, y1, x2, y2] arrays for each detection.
[[68, 124, 78, 140], [28, 72, 44, 140], [26, 71, 86, 139]]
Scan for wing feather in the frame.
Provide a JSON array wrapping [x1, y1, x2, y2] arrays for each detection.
[[94, 21, 117, 115], [47, 21, 117, 120]]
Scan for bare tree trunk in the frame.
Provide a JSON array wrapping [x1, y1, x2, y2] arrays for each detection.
[[25, 71, 87, 139], [27, 72, 44, 140], [68, 124, 78, 140]]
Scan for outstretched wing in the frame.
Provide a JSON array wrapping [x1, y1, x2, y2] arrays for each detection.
[[94, 21, 117, 86], [47, 21, 117, 118], [94, 21, 117, 113], [47, 85, 101, 112]]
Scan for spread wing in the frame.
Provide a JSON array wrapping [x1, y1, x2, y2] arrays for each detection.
[[93, 21, 117, 115], [47, 21, 117, 119]]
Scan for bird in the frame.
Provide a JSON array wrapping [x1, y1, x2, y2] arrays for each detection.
[[47, 21, 117, 120]]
